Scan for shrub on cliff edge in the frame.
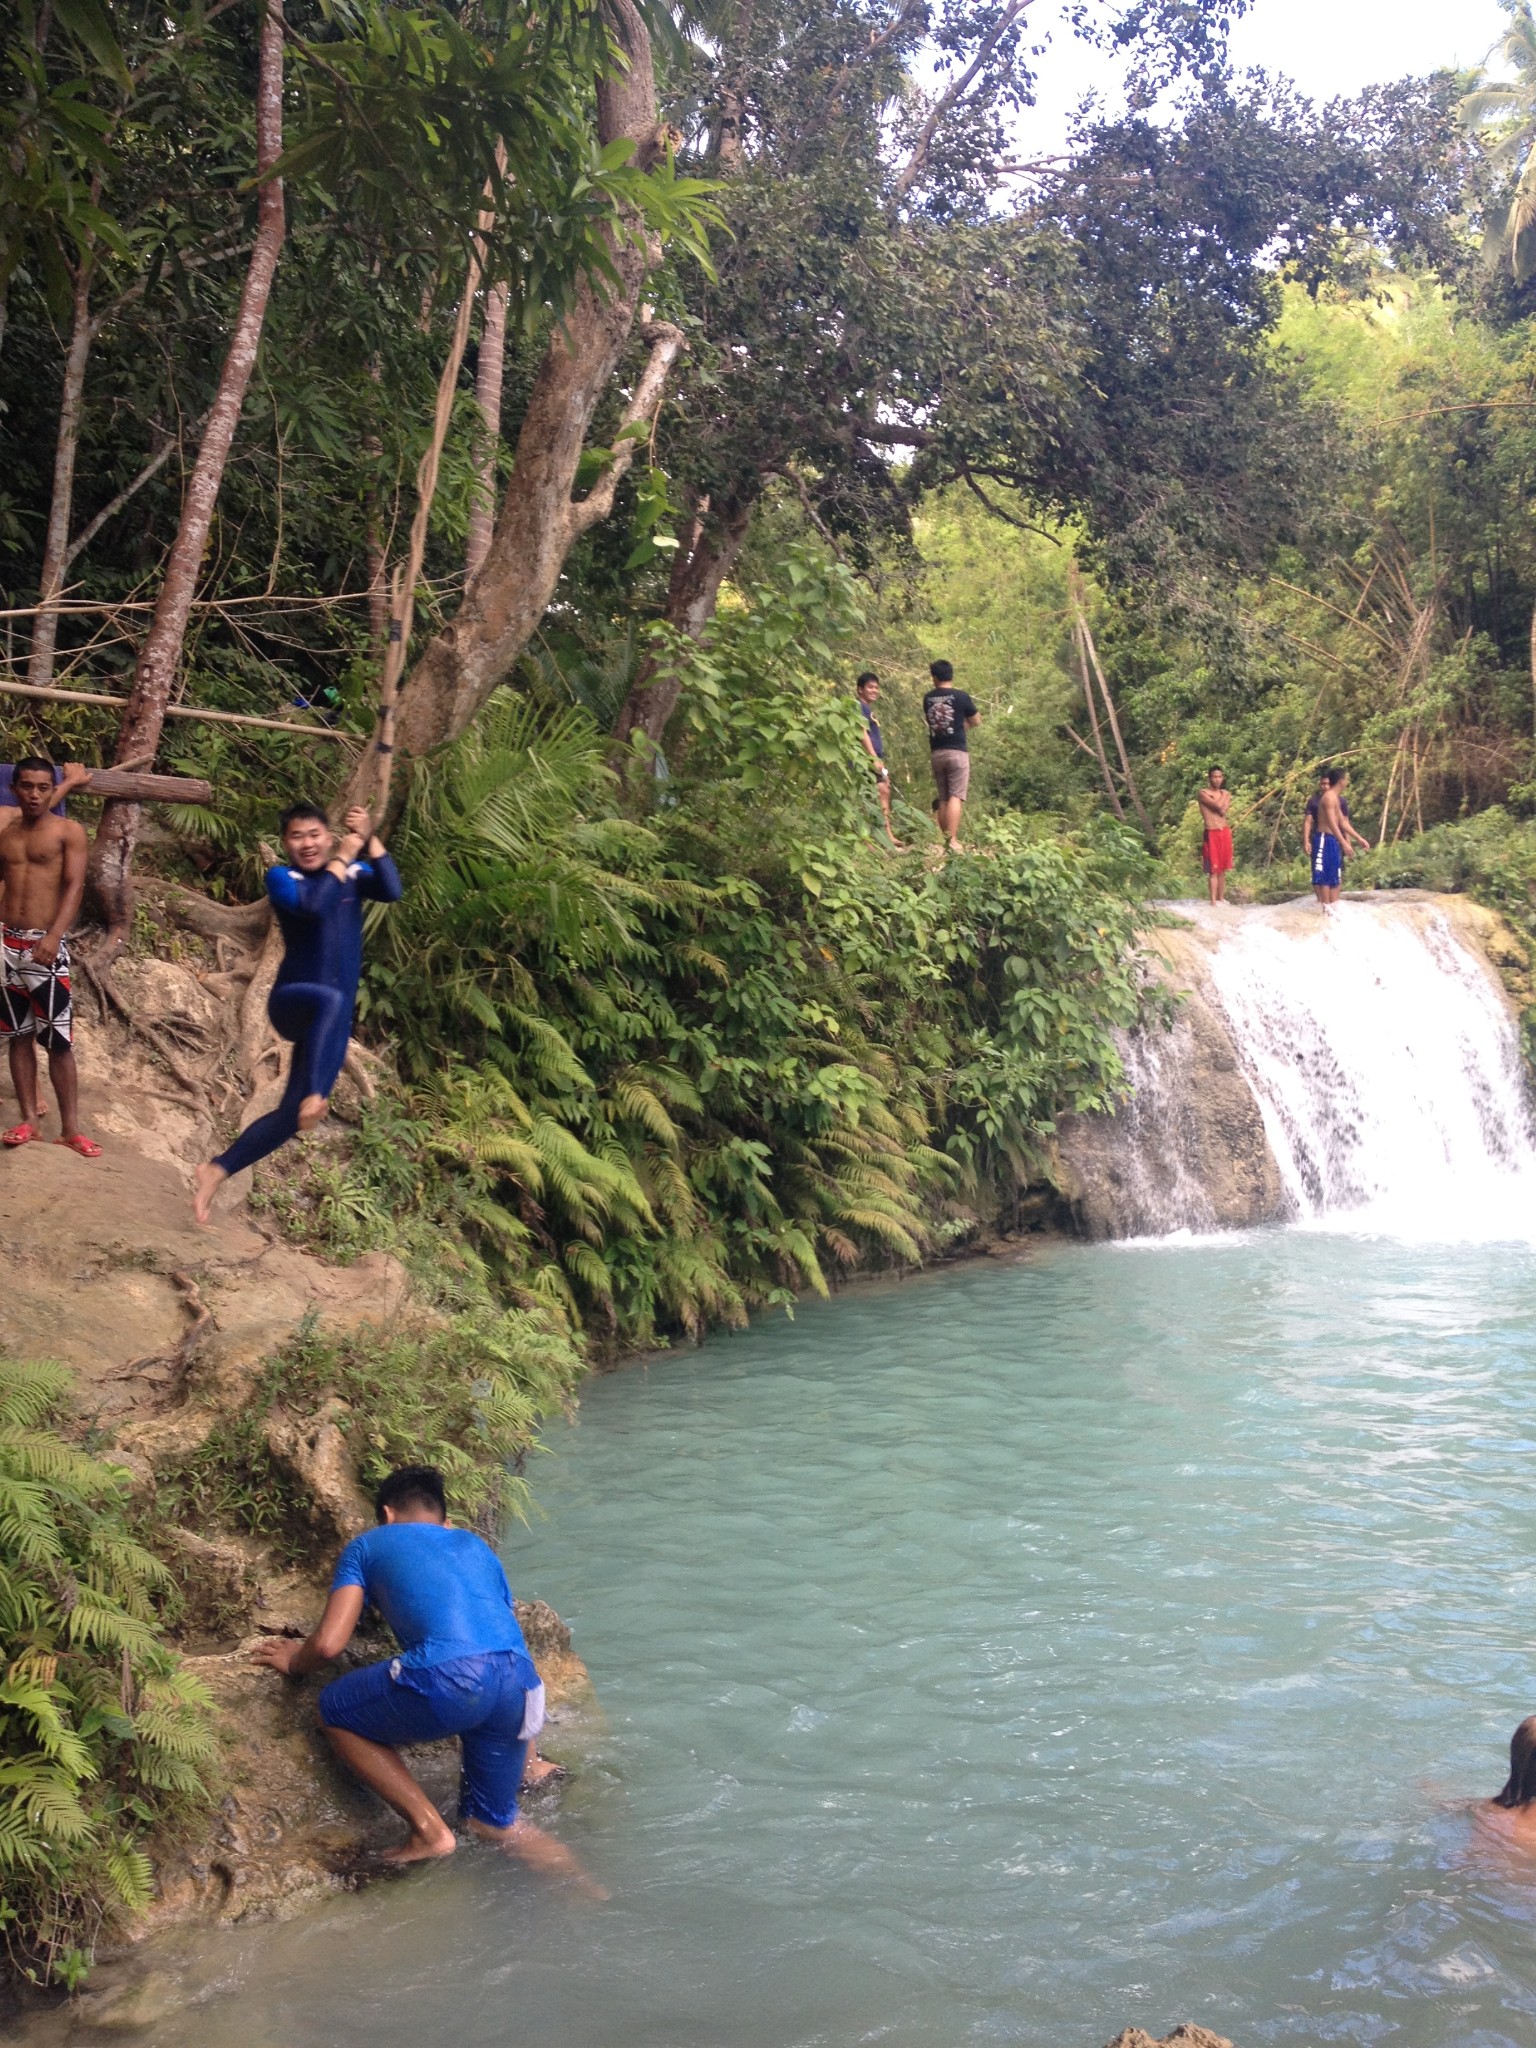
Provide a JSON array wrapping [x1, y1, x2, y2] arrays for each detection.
[[0, 1358, 217, 1989]]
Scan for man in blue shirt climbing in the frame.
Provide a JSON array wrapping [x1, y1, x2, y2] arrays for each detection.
[[193, 799, 402, 1223], [253, 1464, 599, 1885]]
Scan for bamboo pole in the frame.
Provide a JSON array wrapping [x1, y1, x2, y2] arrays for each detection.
[[1071, 618, 1124, 821], [1071, 584, 1154, 841], [0, 676, 351, 740]]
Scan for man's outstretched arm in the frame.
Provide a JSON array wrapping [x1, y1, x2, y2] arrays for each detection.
[[252, 1584, 366, 1677], [344, 805, 404, 904]]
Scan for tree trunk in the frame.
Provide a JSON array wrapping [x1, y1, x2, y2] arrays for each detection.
[[465, 280, 508, 587], [612, 494, 756, 761], [28, 255, 97, 690], [343, 0, 675, 811], [89, 0, 286, 952], [371, 244, 488, 817]]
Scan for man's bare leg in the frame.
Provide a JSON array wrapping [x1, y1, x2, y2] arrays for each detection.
[[465, 1814, 607, 1898], [297, 1092, 329, 1131], [323, 1726, 457, 1863], [47, 1044, 80, 1141], [877, 782, 905, 851], [941, 797, 964, 851], [8, 1036, 40, 1127], [193, 1160, 228, 1226], [522, 1741, 568, 1789]]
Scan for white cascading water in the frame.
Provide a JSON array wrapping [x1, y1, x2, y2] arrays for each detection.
[[1185, 899, 1536, 1239]]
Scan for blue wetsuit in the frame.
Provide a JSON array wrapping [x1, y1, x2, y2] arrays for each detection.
[[214, 852, 401, 1178], [317, 1523, 544, 1829]]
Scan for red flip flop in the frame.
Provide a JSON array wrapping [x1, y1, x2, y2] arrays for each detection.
[[54, 1133, 102, 1158], [2, 1122, 38, 1147]]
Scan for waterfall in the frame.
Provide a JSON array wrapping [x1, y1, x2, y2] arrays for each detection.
[[1187, 899, 1536, 1238], [1056, 894, 1536, 1242]]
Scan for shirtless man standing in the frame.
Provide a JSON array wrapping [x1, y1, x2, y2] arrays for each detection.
[[0, 757, 98, 1154], [1196, 766, 1233, 904], [1310, 765, 1355, 914]]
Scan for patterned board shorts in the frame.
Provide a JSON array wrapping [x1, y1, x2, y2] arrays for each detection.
[[1, 928, 72, 1049]]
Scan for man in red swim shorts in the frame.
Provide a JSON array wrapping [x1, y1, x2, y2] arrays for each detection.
[[1196, 765, 1233, 904]]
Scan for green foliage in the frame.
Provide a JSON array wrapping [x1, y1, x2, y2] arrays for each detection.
[[0, 1358, 217, 1986], [264, 544, 1157, 1349], [157, 1307, 583, 1561]]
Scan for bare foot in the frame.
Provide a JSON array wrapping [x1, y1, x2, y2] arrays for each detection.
[[379, 1821, 457, 1865], [297, 1093, 329, 1132], [193, 1160, 227, 1226], [465, 1816, 608, 1899], [522, 1754, 569, 1790]]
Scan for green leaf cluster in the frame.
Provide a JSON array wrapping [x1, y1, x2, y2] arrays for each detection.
[[0, 1358, 217, 1987], [288, 545, 1156, 1348]]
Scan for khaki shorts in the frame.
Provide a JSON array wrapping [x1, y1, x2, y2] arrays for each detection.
[[930, 750, 970, 802]]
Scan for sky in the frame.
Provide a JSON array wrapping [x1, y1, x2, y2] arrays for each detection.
[[1021, 0, 1511, 154]]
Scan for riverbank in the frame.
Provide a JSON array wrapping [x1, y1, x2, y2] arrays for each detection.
[[6, 882, 1523, 2006], [29, 1225, 1536, 2048]]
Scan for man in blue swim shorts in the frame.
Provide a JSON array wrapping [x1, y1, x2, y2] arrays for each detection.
[[252, 1464, 599, 1884], [1308, 765, 1360, 913]]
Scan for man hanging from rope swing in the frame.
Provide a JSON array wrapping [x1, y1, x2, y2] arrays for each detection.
[[193, 801, 401, 1225]]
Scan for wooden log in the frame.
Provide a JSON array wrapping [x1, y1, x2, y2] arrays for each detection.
[[0, 676, 351, 741], [79, 768, 214, 805]]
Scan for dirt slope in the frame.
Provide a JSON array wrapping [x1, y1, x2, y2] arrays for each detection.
[[0, 956, 594, 1959]]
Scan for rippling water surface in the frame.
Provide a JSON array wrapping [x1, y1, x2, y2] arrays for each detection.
[[120, 1234, 1536, 2046]]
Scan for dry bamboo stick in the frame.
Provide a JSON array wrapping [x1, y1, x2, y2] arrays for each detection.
[[1071, 619, 1124, 821], [1072, 585, 1153, 840], [0, 677, 352, 740]]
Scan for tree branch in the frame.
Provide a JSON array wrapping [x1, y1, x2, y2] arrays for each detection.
[[64, 421, 200, 568], [892, 0, 1031, 202], [959, 467, 1059, 541], [850, 417, 932, 448], [565, 319, 686, 540]]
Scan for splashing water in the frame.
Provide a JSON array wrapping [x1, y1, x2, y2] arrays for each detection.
[[1178, 899, 1536, 1240]]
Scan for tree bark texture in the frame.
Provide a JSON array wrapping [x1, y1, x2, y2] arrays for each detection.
[[27, 256, 97, 690], [89, 0, 286, 950], [343, 0, 676, 811], [465, 280, 509, 587], [612, 494, 756, 758]]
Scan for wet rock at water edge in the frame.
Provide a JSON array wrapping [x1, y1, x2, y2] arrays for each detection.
[[1101, 2029, 1236, 2048]]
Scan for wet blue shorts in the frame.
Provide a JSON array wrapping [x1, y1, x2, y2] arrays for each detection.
[[319, 1648, 542, 1829], [1311, 831, 1342, 889]]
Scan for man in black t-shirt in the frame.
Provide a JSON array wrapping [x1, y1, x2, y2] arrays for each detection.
[[922, 659, 979, 851]]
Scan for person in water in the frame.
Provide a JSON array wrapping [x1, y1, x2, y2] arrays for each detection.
[[253, 1463, 599, 1883], [0, 758, 101, 1155], [855, 671, 905, 850], [193, 801, 401, 1223], [1482, 1715, 1536, 1845], [1308, 766, 1364, 913], [1195, 765, 1233, 904]]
